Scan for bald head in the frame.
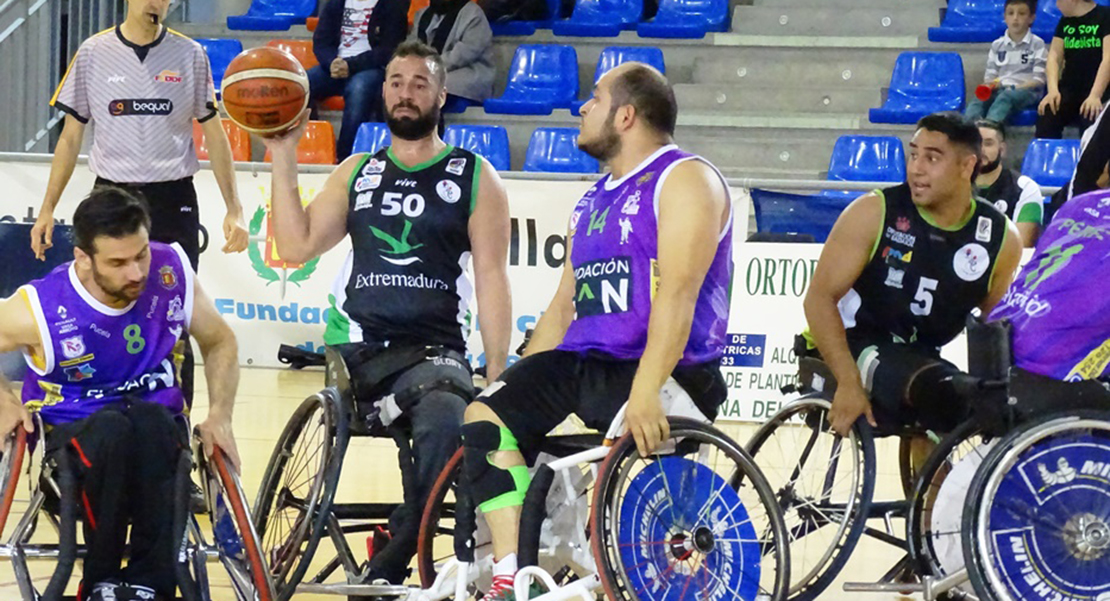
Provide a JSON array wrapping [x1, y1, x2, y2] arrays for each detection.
[[601, 62, 677, 137]]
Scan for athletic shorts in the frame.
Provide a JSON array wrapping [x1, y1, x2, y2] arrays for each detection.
[[847, 338, 966, 433], [478, 350, 727, 463]]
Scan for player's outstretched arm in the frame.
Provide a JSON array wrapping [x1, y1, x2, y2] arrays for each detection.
[[189, 279, 242, 471], [0, 295, 39, 436], [804, 193, 883, 436], [469, 157, 512, 382], [980, 219, 1024, 315], [524, 236, 577, 357], [32, 115, 86, 260], [199, 116, 249, 253]]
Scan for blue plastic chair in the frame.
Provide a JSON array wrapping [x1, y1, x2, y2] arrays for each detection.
[[490, 0, 563, 35], [1011, 108, 1039, 126], [352, 122, 392, 155], [196, 38, 243, 96], [552, 0, 643, 37], [484, 45, 579, 115], [1034, 0, 1110, 39], [749, 189, 851, 243], [570, 46, 666, 112], [227, 0, 315, 30], [822, 136, 906, 199], [927, 0, 1006, 43], [637, 0, 729, 38], [870, 52, 965, 124], [444, 125, 512, 171], [1021, 138, 1081, 188], [522, 127, 599, 173]]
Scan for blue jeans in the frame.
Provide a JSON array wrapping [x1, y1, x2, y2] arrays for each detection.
[[965, 86, 1039, 123], [307, 65, 385, 160]]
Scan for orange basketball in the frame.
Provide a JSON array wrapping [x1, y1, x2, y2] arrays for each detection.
[[220, 46, 309, 137]]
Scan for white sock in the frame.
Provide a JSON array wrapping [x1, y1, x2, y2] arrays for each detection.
[[493, 553, 518, 577]]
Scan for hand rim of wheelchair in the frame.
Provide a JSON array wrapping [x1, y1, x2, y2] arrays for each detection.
[[743, 393, 874, 601], [591, 416, 792, 601], [963, 410, 1110, 601]]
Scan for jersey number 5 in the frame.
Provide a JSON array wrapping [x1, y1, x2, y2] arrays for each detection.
[[910, 277, 938, 316]]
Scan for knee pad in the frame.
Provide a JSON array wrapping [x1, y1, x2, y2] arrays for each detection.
[[460, 421, 530, 513]]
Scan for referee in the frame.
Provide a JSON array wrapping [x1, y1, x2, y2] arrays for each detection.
[[31, 0, 249, 408]]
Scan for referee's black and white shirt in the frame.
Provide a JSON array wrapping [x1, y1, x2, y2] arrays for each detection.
[[50, 26, 218, 184]]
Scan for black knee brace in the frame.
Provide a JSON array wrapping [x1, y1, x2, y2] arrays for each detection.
[[460, 421, 530, 512]]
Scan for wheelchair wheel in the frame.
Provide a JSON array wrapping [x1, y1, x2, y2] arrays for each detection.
[[963, 411, 1110, 601], [744, 394, 874, 601], [592, 417, 790, 601], [207, 447, 276, 601], [0, 428, 27, 538], [906, 419, 990, 600], [417, 447, 475, 589], [253, 391, 348, 601]]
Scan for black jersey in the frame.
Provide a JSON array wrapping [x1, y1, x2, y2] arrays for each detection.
[[324, 145, 480, 352], [842, 183, 1008, 351]]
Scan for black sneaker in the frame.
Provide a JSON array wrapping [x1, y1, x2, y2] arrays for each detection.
[[190, 479, 206, 514]]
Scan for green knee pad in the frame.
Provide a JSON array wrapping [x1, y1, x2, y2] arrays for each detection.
[[461, 422, 531, 513]]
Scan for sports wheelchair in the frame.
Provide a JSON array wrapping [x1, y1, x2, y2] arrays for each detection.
[[255, 347, 793, 601], [0, 413, 273, 600]]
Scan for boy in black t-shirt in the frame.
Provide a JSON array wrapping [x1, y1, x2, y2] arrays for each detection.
[[1037, 0, 1110, 138]]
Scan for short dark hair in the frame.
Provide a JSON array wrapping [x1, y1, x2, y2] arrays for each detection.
[[608, 63, 677, 137], [73, 186, 151, 255], [976, 118, 1007, 141], [390, 40, 447, 87], [916, 111, 983, 156], [1004, 0, 1036, 13]]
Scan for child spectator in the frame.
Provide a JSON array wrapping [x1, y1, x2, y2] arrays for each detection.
[[966, 0, 1047, 123], [1037, 0, 1110, 138]]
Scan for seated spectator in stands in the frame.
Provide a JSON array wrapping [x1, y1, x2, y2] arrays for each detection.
[[1037, 0, 1110, 138], [310, 0, 408, 160], [966, 0, 1046, 123], [975, 120, 1044, 247], [409, 0, 496, 105]]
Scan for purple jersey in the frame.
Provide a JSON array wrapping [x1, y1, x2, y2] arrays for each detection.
[[989, 189, 1110, 381], [558, 145, 733, 365], [20, 242, 194, 425]]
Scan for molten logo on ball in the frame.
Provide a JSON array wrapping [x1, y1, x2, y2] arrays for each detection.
[[236, 85, 291, 99]]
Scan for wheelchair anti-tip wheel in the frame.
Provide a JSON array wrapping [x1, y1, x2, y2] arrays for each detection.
[[963, 411, 1110, 601], [744, 394, 873, 601], [592, 417, 790, 601]]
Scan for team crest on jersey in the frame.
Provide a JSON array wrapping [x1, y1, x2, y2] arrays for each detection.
[[60, 336, 86, 360], [976, 216, 993, 242], [446, 158, 466, 176], [436, 180, 461, 204], [896, 216, 911, 232], [159, 266, 177, 290], [64, 364, 96, 382], [636, 172, 655, 186], [167, 296, 186, 322], [364, 159, 386, 175], [954, 243, 990, 282]]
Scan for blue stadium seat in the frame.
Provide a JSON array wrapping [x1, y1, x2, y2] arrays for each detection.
[[927, 0, 1006, 43], [484, 45, 579, 115], [749, 189, 851, 243], [523, 127, 599, 173], [442, 96, 479, 114], [444, 125, 512, 171], [352, 122, 392, 155], [196, 38, 243, 96], [869, 52, 965, 124], [638, 0, 729, 38], [1011, 108, 1039, 126], [1021, 138, 1081, 188], [1034, 0, 1110, 39], [570, 46, 666, 112], [227, 0, 315, 30], [490, 0, 562, 35], [822, 135, 906, 199], [552, 0, 643, 37]]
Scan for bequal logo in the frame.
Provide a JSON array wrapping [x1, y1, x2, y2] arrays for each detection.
[[248, 203, 319, 299]]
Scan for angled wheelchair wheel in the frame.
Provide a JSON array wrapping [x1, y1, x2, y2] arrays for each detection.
[[417, 447, 475, 589], [744, 394, 874, 601], [253, 391, 348, 601], [906, 419, 991, 600], [0, 428, 27, 538], [206, 447, 276, 601], [963, 411, 1110, 601], [592, 417, 791, 601]]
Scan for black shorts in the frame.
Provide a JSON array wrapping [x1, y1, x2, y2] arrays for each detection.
[[479, 350, 727, 462], [847, 338, 964, 432], [94, 177, 201, 271]]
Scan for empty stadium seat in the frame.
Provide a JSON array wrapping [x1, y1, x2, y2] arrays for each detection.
[[227, 0, 315, 30], [1021, 138, 1081, 188], [637, 0, 729, 38], [196, 38, 242, 96], [1011, 108, 1038, 126], [264, 120, 337, 164], [490, 0, 562, 35], [193, 119, 252, 162], [351, 122, 392, 155], [750, 188, 851, 243], [552, 0, 642, 37], [266, 40, 344, 110], [444, 125, 511, 171], [484, 45, 578, 114], [927, 0, 1005, 43], [869, 52, 965, 124], [570, 46, 666, 112], [523, 127, 599, 173], [822, 135, 905, 199]]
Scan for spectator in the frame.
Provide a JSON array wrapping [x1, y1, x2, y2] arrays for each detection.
[[1037, 0, 1110, 138], [975, 120, 1044, 247], [409, 0, 496, 105], [966, 0, 1046, 123], [310, 0, 409, 160]]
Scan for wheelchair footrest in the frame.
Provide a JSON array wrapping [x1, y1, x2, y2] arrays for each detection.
[[296, 583, 412, 597]]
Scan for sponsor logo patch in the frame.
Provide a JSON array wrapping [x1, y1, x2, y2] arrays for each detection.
[[108, 99, 173, 116], [953, 243, 990, 282]]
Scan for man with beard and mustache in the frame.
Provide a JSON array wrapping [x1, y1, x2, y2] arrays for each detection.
[[975, 120, 1044, 247], [262, 40, 511, 585], [0, 187, 241, 601], [459, 62, 733, 599]]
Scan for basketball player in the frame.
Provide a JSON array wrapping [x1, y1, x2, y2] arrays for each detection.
[[0, 188, 241, 601], [460, 62, 733, 599], [261, 41, 511, 585]]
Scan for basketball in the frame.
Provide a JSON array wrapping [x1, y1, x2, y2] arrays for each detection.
[[220, 46, 309, 137]]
